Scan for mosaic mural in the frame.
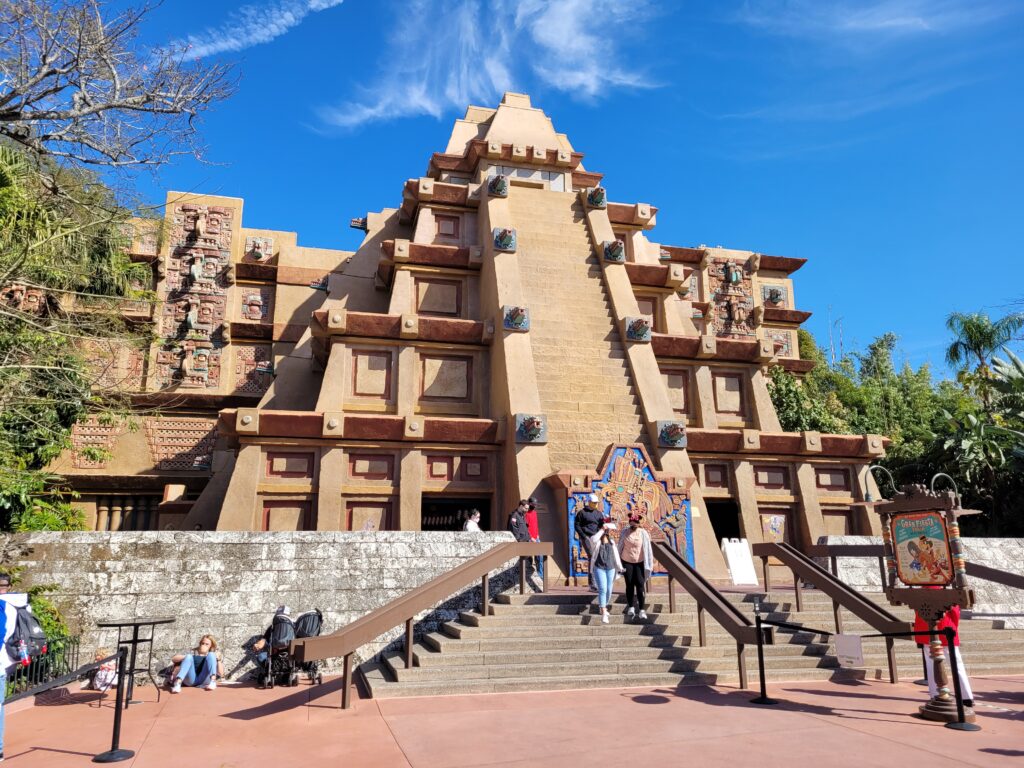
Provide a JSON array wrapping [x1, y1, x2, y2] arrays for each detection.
[[566, 445, 693, 580], [707, 257, 755, 339], [144, 417, 218, 471], [71, 418, 126, 470]]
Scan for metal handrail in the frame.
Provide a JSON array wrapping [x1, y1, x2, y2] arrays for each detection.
[[753, 541, 910, 683], [292, 540, 552, 708], [652, 542, 769, 689], [808, 543, 1024, 593]]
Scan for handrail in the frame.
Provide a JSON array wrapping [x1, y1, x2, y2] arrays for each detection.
[[292, 540, 551, 707], [809, 543, 1024, 593], [653, 542, 769, 689], [753, 542, 910, 683]]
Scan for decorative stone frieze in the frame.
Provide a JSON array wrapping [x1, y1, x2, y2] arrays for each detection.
[[502, 305, 530, 332], [602, 239, 625, 263], [624, 316, 652, 343], [585, 186, 607, 209], [514, 413, 548, 443], [487, 174, 509, 198], [657, 421, 688, 448], [492, 228, 517, 253]]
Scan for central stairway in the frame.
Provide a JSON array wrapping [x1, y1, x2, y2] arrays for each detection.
[[509, 186, 648, 471], [362, 588, 1024, 698]]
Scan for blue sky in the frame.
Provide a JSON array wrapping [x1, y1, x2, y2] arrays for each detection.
[[132, 0, 1024, 376]]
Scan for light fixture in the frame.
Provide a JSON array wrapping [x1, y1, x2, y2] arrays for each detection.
[[865, 464, 896, 503]]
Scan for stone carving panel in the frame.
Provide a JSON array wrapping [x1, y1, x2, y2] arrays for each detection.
[[155, 203, 235, 390], [238, 286, 273, 322], [707, 257, 755, 339], [234, 344, 274, 394], [71, 418, 126, 469], [144, 417, 218, 471], [243, 236, 274, 262], [0, 283, 46, 314], [768, 328, 793, 358]]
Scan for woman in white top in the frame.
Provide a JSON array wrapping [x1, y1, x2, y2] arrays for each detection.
[[463, 509, 482, 531]]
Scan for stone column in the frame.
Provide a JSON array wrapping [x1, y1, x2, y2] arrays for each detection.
[[216, 443, 263, 530], [732, 461, 763, 544], [398, 448, 424, 531], [692, 365, 719, 429], [794, 462, 827, 549], [749, 367, 782, 432], [109, 497, 123, 532], [317, 447, 345, 531]]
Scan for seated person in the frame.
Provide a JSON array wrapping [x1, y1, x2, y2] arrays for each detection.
[[83, 648, 118, 692], [168, 634, 224, 693]]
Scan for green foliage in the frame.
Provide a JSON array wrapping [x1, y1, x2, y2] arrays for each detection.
[[771, 319, 1024, 536]]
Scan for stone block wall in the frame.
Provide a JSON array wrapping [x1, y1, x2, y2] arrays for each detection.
[[0, 531, 525, 679], [822, 536, 1024, 628]]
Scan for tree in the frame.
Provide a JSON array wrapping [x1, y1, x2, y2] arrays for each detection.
[[0, 0, 235, 170], [945, 311, 1024, 409]]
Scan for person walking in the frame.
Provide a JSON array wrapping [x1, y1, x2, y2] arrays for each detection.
[[463, 509, 482, 531], [0, 572, 19, 763], [618, 513, 653, 622], [573, 494, 604, 591], [508, 500, 531, 543], [914, 596, 974, 708], [592, 527, 624, 624]]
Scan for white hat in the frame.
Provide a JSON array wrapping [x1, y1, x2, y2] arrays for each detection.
[[587, 493, 599, 503]]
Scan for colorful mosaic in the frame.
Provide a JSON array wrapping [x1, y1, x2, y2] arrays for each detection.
[[624, 316, 652, 342], [238, 287, 272, 322], [768, 328, 793, 357], [487, 174, 509, 198], [657, 420, 687, 448], [586, 186, 607, 209], [514, 413, 547, 443], [502, 305, 530, 332], [602, 239, 625, 263], [493, 227, 517, 253], [144, 417, 218, 471], [567, 445, 693, 579]]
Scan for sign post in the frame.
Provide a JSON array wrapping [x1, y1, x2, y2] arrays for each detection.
[[869, 482, 978, 726]]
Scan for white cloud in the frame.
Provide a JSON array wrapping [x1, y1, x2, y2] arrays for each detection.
[[735, 0, 1015, 41], [318, 0, 654, 129], [173, 0, 345, 59]]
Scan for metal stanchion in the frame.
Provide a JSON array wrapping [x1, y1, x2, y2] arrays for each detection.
[[749, 607, 778, 705], [93, 647, 135, 763], [944, 627, 981, 732]]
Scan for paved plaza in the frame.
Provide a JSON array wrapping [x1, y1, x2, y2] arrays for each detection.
[[4, 674, 1022, 767]]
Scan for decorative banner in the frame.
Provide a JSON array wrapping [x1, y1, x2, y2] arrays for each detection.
[[890, 510, 954, 586], [567, 445, 693, 580]]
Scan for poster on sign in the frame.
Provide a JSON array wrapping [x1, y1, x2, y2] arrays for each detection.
[[890, 510, 954, 586], [721, 538, 759, 586]]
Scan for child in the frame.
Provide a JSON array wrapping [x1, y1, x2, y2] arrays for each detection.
[[85, 648, 118, 692]]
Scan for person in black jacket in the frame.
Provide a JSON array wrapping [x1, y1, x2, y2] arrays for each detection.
[[573, 494, 605, 591], [508, 500, 531, 542]]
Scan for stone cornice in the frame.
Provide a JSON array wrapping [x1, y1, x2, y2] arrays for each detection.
[[686, 429, 888, 457], [763, 307, 813, 324], [428, 140, 584, 177], [758, 255, 807, 274]]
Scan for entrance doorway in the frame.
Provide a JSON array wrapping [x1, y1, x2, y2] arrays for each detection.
[[706, 500, 742, 544], [421, 497, 492, 531]]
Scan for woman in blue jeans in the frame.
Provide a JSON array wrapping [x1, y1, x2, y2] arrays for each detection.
[[591, 528, 624, 624], [169, 634, 223, 693]]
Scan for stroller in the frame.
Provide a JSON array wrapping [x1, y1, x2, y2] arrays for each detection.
[[258, 609, 325, 688]]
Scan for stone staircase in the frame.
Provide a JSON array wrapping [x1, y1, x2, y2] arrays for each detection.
[[508, 186, 648, 471], [361, 588, 1024, 698]]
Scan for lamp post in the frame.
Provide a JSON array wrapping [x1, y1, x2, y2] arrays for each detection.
[[871, 478, 978, 725]]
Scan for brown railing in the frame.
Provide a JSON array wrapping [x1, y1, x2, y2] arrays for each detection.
[[292, 541, 552, 708], [809, 543, 1024, 593], [653, 542, 769, 689], [753, 542, 911, 682]]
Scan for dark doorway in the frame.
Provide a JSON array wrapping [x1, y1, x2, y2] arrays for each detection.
[[421, 497, 492, 531], [706, 500, 742, 544]]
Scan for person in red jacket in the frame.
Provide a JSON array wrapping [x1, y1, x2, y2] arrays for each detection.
[[913, 595, 974, 707], [524, 497, 544, 577]]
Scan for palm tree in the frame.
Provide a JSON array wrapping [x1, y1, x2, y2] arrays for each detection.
[[945, 311, 1024, 409]]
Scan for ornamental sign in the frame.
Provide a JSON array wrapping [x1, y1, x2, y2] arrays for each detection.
[[567, 445, 693, 581], [890, 510, 954, 586]]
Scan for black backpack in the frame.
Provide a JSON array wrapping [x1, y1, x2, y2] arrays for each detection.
[[6, 604, 48, 662], [293, 610, 322, 640], [268, 614, 296, 651]]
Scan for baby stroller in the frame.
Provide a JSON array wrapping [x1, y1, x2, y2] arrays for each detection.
[[258, 609, 325, 688]]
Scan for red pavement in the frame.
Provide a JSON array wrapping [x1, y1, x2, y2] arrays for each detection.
[[4, 674, 1023, 767]]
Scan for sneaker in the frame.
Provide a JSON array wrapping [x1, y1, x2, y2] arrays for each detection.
[[601, 611, 610, 624], [204, 677, 217, 691], [171, 679, 182, 694], [638, 610, 648, 621], [626, 607, 636, 618]]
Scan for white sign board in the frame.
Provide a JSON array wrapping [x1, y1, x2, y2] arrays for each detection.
[[721, 538, 759, 586], [834, 634, 865, 668]]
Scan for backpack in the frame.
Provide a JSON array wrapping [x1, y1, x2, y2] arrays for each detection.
[[293, 610, 322, 640], [5, 604, 48, 662], [268, 614, 296, 651]]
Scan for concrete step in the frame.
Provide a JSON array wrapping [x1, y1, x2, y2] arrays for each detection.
[[423, 631, 682, 654]]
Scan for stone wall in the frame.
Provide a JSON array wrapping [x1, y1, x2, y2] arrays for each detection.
[[823, 536, 1024, 628], [0, 531, 525, 679]]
